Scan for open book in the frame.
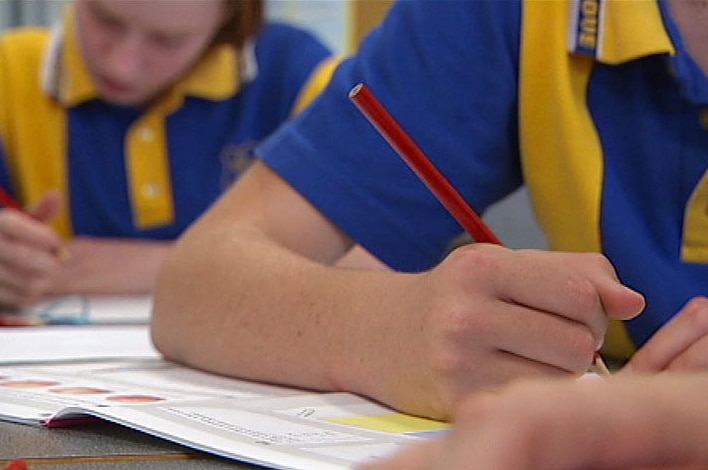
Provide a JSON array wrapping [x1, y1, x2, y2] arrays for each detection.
[[0, 359, 447, 470]]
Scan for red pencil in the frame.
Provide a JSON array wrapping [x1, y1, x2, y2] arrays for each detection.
[[2, 460, 29, 470], [348, 82, 610, 375], [0, 185, 21, 210], [348, 83, 502, 245]]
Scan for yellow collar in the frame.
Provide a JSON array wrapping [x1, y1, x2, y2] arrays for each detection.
[[42, 5, 250, 107], [568, 0, 675, 64]]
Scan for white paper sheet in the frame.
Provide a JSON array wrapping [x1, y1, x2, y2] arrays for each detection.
[[0, 325, 159, 364]]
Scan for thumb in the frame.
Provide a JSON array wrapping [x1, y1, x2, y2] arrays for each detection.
[[600, 282, 646, 321], [27, 191, 62, 223]]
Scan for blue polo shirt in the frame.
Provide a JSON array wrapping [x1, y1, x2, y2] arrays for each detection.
[[0, 6, 332, 239], [259, 0, 708, 350]]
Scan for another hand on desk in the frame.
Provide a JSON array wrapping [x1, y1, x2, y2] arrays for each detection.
[[357, 374, 708, 470], [0, 190, 170, 307], [0, 192, 64, 307], [623, 296, 708, 374], [47, 236, 171, 296]]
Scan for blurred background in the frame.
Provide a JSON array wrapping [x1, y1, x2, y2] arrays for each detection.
[[0, 0, 546, 249], [0, 0, 387, 54]]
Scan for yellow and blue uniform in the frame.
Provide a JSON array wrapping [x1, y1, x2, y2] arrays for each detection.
[[259, 0, 708, 354], [0, 8, 332, 239]]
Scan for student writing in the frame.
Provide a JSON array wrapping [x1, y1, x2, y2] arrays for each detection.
[[152, 0, 707, 420], [0, 0, 333, 306]]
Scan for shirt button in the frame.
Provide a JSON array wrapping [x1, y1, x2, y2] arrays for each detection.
[[139, 127, 155, 142], [700, 108, 708, 130], [141, 183, 160, 198]]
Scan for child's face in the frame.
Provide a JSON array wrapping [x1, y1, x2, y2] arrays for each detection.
[[75, 0, 225, 106]]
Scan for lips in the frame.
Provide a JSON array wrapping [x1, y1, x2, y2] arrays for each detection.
[[97, 74, 135, 96]]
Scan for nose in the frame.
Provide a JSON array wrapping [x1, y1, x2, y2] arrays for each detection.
[[103, 33, 144, 83]]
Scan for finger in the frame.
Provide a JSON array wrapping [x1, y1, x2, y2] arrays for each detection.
[[0, 313, 41, 326], [452, 247, 606, 343], [625, 297, 708, 373], [666, 334, 708, 371], [0, 282, 43, 307], [438, 349, 571, 412], [0, 236, 60, 277], [483, 249, 641, 342], [0, 209, 63, 253], [26, 190, 62, 223], [554, 252, 645, 323], [0, 258, 55, 304], [473, 299, 599, 373]]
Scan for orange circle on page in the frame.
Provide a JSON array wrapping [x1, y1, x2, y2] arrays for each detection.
[[49, 386, 111, 395], [105, 394, 164, 404], [0, 379, 60, 388]]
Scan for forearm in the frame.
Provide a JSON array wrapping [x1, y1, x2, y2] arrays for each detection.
[[49, 237, 172, 296], [151, 222, 415, 398], [467, 374, 708, 469], [361, 373, 708, 470], [597, 374, 708, 468]]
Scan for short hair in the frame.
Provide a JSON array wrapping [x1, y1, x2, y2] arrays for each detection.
[[212, 0, 264, 50]]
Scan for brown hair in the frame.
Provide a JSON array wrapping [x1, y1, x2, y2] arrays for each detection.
[[212, 0, 264, 50]]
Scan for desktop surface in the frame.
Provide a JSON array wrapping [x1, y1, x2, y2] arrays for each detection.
[[0, 419, 260, 469]]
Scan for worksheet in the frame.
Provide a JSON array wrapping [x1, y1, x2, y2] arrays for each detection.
[[0, 325, 158, 364], [0, 359, 447, 470]]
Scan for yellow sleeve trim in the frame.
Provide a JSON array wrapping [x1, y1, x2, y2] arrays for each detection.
[[291, 56, 343, 116]]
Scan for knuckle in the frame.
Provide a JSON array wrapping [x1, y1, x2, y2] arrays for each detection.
[[569, 329, 597, 370], [682, 297, 708, 331], [449, 244, 499, 278], [564, 275, 600, 313], [589, 252, 614, 269]]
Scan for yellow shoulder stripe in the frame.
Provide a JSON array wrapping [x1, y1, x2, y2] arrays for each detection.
[[291, 56, 343, 116], [521, 0, 636, 358], [0, 29, 72, 237]]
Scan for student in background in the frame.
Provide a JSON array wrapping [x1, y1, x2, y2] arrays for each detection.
[[357, 372, 708, 470], [152, 0, 707, 421], [0, 0, 333, 306]]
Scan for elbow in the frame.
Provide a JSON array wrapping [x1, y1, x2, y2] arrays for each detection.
[[150, 302, 176, 361], [150, 297, 178, 364], [149, 243, 191, 363]]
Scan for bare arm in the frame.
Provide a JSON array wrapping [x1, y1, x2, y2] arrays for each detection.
[[151, 162, 645, 419], [359, 373, 708, 470], [48, 236, 171, 296]]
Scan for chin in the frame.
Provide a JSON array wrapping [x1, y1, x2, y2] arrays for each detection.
[[99, 88, 149, 107]]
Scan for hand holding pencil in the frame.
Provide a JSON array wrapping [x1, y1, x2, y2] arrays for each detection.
[[349, 83, 642, 384], [0, 189, 68, 308]]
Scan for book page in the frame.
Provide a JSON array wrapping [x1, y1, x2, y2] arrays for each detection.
[[0, 325, 158, 364], [0, 359, 447, 470]]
